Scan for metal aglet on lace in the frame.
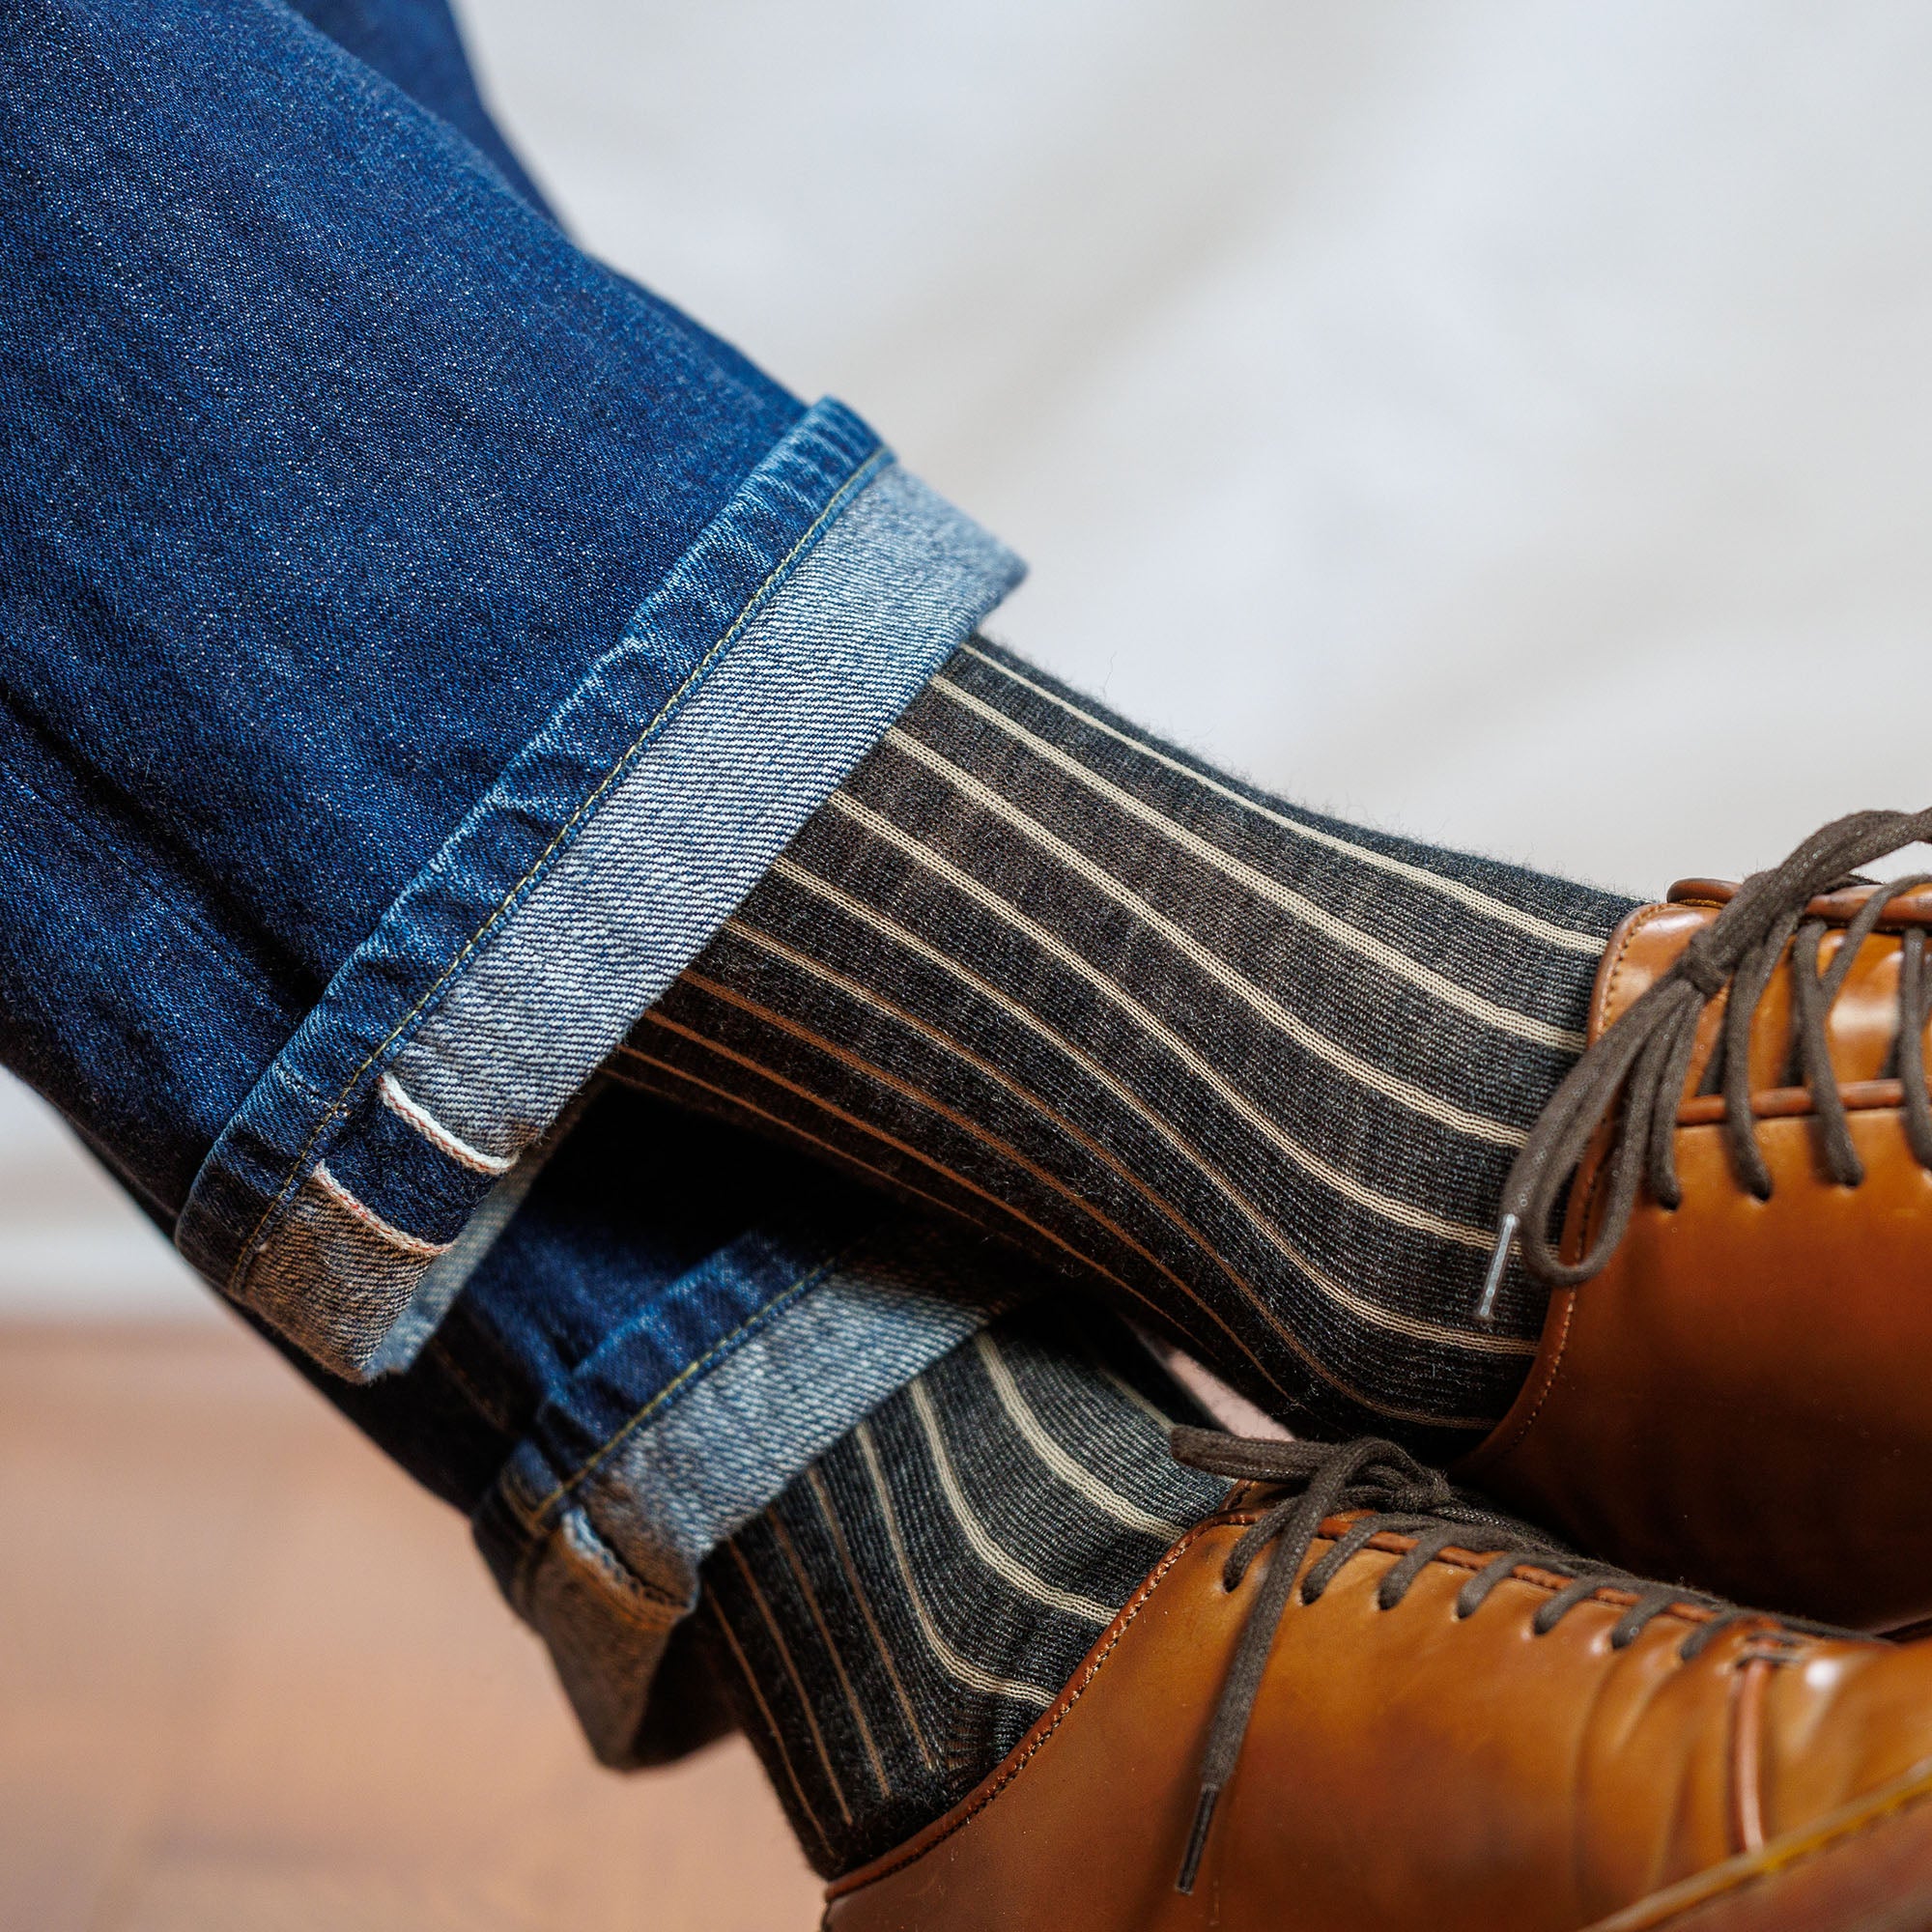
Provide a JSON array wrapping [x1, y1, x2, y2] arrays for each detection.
[[1175, 1785, 1221, 1895], [1473, 1212, 1518, 1322]]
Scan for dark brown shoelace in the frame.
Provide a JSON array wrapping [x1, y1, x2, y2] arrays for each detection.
[[1476, 806, 1932, 1316], [1165, 1430, 1836, 1895]]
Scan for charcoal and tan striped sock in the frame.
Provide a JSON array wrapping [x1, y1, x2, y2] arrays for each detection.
[[698, 1301, 1223, 1875], [617, 638, 1637, 1454]]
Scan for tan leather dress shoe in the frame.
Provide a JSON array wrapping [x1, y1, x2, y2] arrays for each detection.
[[1459, 806, 1932, 1632], [825, 1434, 1932, 1932]]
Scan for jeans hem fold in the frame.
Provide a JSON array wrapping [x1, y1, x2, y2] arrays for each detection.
[[175, 396, 1024, 1380]]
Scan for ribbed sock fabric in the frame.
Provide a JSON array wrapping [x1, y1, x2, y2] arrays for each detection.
[[698, 1301, 1223, 1876], [618, 639, 1637, 1453]]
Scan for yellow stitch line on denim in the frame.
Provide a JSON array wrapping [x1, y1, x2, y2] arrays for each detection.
[[526, 1251, 848, 1522], [232, 446, 889, 1288], [309, 1162, 449, 1259], [225, 444, 891, 1302]]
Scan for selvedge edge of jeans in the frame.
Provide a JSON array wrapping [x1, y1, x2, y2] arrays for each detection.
[[174, 395, 1025, 1380]]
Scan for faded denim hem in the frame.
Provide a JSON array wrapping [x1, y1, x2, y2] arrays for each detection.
[[473, 1219, 1024, 1769], [175, 396, 1025, 1381]]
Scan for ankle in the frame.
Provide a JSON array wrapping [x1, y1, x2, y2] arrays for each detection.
[[700, 1305, 1222, 1873]]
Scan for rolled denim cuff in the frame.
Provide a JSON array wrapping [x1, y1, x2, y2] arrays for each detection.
[[473, 1210, 1020, 1768], [175, 397, 1023, 1380]]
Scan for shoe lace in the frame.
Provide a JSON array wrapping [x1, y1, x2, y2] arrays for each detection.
[[1475, 805, 1932, 1316], [1165, 1430, 1835, 1895]]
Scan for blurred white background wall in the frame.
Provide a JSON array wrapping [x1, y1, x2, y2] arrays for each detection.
[[9, 0, 1932, 1317]]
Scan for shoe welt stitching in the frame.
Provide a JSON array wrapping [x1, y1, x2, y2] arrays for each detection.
[[827, 1511, 1774, 1904], [1476, 901, 1668, 1469], [823, 1512, 1258, 1898], [1603, 1754, 1932, 1929]]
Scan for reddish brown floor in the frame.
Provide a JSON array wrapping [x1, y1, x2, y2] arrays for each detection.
[[0, 1321, 821, 1932]]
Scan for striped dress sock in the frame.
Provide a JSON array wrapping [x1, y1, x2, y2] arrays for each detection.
[[616, 638, 1638, 1455], [699, 1300, 1224, 1876]]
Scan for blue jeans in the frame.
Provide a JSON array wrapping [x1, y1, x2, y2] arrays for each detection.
[[2, 0, 1026, 1762]]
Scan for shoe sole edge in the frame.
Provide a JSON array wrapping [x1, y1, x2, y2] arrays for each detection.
[[1587, 1757, 1932, 1932]]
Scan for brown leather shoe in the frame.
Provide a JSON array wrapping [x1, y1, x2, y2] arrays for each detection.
[[1459, 807, 1932, 1633], [824, 1434, 1932, 1932]]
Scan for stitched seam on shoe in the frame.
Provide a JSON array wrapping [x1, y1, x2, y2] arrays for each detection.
[[526, 1250, 847, 1520], [1476, 904, 1662, 1461], [1598, 902, 1665, 1036], [824, 1512, 1261, 1895], [830, 1514, 1784, 1900], [1480, 1287, 1579, 1465], [1631, 1759, 1932, 1924], [1354, 1526, 1760, 1638], [1679, 1082, 1919, 1125]]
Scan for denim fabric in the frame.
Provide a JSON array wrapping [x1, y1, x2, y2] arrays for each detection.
[[2, 0, 798, 1223], [281, 0, 556, 215], [2, 0, 1019, 1368], [247, 1072, 1033, 1766], [174, 400, 1017, 1381], [473, 1151, 1024, 1765], [2, 0, 1024, 1755]]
